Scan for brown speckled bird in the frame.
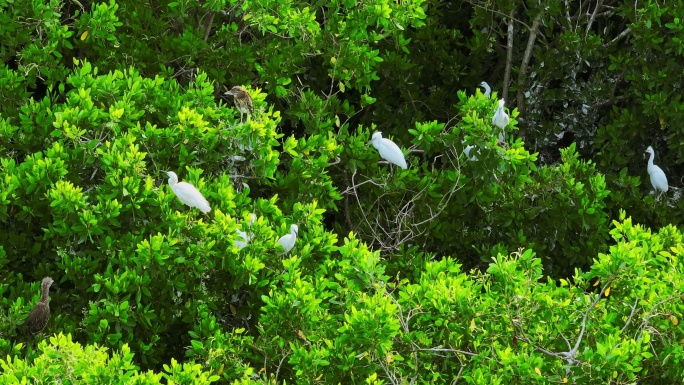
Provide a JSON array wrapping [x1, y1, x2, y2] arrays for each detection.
[[224, 86, 253, 123], [26, 277, 54, 336]]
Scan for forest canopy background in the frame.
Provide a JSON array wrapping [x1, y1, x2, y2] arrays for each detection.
[[1, 0, 683, 384]]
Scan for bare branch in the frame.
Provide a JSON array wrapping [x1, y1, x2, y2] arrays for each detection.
[[621, 296, 640, 333], [585, 0, 604, 39], [274, 350, 291, 383], [450, 366, 465, 385], [202, 11, 215, 41], [602, 28, 631, 48], [514, 279, 614, 366], [413, 345, 486, 359], [503, 9, 515, 101], [566, 279, 613, 358], [634, 294, 684, 341], [515, 12, 544, 120]]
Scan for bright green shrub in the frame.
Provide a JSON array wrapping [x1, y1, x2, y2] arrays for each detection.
[[0, 333, 218, 384]]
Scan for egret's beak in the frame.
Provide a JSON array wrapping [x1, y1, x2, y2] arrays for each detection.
[[294, 229, 298, 237], [224, 90, 234, 96]]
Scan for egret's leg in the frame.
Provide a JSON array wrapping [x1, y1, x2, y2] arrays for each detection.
[[498, 137, 508, 150]]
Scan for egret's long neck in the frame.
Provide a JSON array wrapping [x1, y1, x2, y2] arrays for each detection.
[[648, 152, 655, 167]]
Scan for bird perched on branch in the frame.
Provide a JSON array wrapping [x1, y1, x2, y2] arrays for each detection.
[[224, 86, 253, 123], [235, 213, 257, 250], [644, 146, 668, 200], [26, 277, 54, 336], [370, 132, 408, 169], [165, 171, 211, 214], [463, 142, 478, 161], [277, 224, 298, 254], [492, 98, 509, 143]]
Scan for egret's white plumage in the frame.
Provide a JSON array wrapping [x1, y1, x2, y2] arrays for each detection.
[[463, 143, 478, 161], [234, 214, 257, 250], [479, 81, 491, 98], [166, 171, 211, 213], [645, 146, 668, 197], [277, 224, 298, 254], [492, 98, 509, 143], [370, 132, 408, 169]]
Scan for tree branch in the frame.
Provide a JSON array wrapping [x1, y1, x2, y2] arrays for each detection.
[[621, 296, 639, 333], [502, 9, 515, 102], [515, 12, 543, 122], [585, 0, 604, 39], [602, 28, 631, 48], [203, 11, 215, 42]]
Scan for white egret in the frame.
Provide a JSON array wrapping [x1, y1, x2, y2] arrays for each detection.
[[235, 214, 256, 250], [165, 171, 211, 213], [479, 81, 491, 98], [492, 98, 509, 143], [370, 132, 408, 169], [277, 224, 298, 254], [463, 142, 478, 161], [644, 146, 668, 199]]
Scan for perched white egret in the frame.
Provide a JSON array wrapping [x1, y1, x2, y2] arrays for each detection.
[[644, 146, 668, 199], [165, 171, 211, 213], [492, 98, 509, 143], [277, 224, 298, 254], [370, 132, 408, 169], [479, 81, 491, 98], [463, 142, 478, 161], [234, 213, 257, 250]]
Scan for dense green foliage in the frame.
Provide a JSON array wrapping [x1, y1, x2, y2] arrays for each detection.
[[1, 0, 683, 383]]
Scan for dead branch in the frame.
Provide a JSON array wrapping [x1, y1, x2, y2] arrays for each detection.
[[585, 0, 604, 39], [503, 9, 515, 101], [602, 28, 631, 48], [515, 11, 544, 123]]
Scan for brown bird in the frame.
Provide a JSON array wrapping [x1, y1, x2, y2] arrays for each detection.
[[26, 276, 54, 336], [224, 86, 253, 123]]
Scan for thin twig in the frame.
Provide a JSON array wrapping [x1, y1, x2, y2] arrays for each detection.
[[412, 344, 482, 358], [621, 296, 639, 333], [274, 351, 291, 383]]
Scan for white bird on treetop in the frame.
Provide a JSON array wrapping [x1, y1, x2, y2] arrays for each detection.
[[370, 132, 408, 169], [644, 146, 668, 199], [235, 213, 257, 250], [492, 98, 509, 143], [165, 171, 211, 213], [479, 81, 491, 98], [277, 224, 298, 254]]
